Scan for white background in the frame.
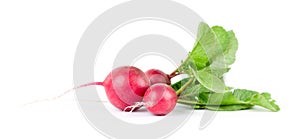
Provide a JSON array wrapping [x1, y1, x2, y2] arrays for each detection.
[[1, 0, 300, 139]]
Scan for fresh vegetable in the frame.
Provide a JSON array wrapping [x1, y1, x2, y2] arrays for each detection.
[[64, 66, 150, 111], [27, 22, 280, 115], [101, 66, 150, 111], [143, 83, 177, 116], [145, 69, 171, 85]]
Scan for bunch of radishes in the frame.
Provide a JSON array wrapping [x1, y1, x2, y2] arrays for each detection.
[[26, 22, 280, 115], [84, 66, 178, 116]]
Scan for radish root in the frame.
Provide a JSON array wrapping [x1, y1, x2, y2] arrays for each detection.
[[123, 102, 145, 112], [23, 82, 103, 106]]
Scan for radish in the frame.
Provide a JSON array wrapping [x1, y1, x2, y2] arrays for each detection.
[[27, 66, 180, 115], [145, 69, 171, 85], [26, 66, 150, 111], [101, 66, 150, 111], [143, 83, 177, 116]]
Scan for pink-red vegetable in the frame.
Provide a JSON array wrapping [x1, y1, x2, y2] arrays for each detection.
[[102, 66, 150, 111], [69, 66, 150, 111], [27, 66, 180, 115], [145, 69, 171, 85], [143, 83, 177, 116]]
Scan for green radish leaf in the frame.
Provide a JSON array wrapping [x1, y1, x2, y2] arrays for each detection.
[[179, 22, 223, 72], [212, 26, 238, 66], [178, 88, 280, 112], [225, 30, 238, 66], [212, 26, 229, 52], [179, 23, 238, 78], [191, 68, 226, 93], [233, 89, 280, 112]]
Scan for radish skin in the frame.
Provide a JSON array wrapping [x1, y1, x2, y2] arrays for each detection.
[[143, 83, 177, 116], [103, 66, 150, 111], [145, 69, 171, 85]]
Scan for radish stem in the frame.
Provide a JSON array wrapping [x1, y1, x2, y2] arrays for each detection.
[[175, 78, 194, 96]]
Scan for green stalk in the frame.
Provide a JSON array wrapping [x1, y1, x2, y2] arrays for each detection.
[[177, 99, 199, 105], [169, 56, 190, 78], [175, 78, 194, 96]]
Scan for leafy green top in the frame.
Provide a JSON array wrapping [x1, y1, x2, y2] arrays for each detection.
[[172, 22, 280, 112]]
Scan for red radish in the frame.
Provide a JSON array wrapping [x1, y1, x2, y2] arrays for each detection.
[[102, 66, 150, 111], [143, 83, 177, 116], [145, 69, 171, 85], [26, 66, 150, 111]]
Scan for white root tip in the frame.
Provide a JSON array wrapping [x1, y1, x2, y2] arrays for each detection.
[[123, 102, 145, 112]]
